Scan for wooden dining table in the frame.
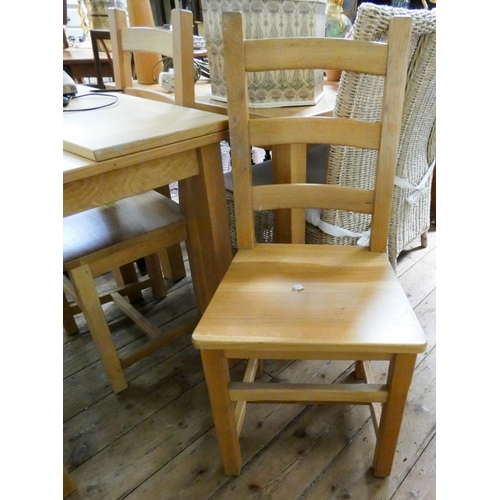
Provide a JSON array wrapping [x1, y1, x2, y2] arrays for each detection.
[[63, 88, 233, 314], [63, 46, 114, 83]]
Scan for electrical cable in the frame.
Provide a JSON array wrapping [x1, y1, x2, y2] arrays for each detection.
[[63, 93, 119, 112]]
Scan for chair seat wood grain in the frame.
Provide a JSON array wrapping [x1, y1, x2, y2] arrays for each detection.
[[193, 244, 426, 355]]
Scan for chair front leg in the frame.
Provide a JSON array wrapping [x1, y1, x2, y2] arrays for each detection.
[[201, 349, 242, 475], [372, 353, 417, 477], [69, 264, 128, 393]]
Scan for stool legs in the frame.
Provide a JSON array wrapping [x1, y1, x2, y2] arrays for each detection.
[[144, 253, 167, 299], [69, 264, 128, 393], [113, 263, 142, 303]]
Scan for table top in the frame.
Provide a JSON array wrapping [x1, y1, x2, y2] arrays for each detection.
[[63, 88, 229, 165], [62, 87, 233, 319], [193, 80, 340, 119], [63, 47, 111, 64]]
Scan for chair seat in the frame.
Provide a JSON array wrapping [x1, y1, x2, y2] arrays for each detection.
[[192, 244, 426, 354], [63, 190, 186, 268]]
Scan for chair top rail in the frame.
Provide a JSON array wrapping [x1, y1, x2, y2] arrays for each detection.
[[108, 7, 195, 108], [121, 27, 174, 56], [245, 38, 388, 76]]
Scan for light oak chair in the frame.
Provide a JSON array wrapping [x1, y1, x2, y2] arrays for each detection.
[[63, 9, 198, 394], [109, 7, 195, 108], [192, 11, 426, 478], [63, 191, 198, 393]]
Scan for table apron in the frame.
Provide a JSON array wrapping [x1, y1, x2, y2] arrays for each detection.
[[63, 149, 198, 216], [64, 131, 229, 183]]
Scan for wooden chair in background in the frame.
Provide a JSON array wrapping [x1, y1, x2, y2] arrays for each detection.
[[108, 7, 195, 107], [108, 7, 196, 278], [63, 10, 199, 394], [192, 11, 426, 478], [63, 191, 198, 394]]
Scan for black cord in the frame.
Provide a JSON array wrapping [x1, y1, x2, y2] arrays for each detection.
[[63, 93, 119, 112]]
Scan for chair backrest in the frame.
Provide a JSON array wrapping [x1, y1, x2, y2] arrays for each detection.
[[90, 29, 113, 89], [320, 4, 436, 258], [224, 11, 412, 253], [108, 8, 195, 107]]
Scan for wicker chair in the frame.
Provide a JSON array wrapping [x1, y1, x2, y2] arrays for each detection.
[[225, 3, 436, 271]]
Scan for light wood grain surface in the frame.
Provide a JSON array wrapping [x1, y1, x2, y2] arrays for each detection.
[[63, 90, 228, 162]]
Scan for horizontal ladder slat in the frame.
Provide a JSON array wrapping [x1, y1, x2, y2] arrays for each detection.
[[245, 38, 388, 76], [249, 117, 381, 150], [252, 184, 374, 213], [229, 382, 388, 404]]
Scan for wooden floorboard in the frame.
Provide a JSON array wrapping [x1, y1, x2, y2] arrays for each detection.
[[64, 226, 436, 500]]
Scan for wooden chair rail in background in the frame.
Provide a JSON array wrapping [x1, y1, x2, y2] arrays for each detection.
[[90, 29, 113, 89], [192, 11, 426, 479]]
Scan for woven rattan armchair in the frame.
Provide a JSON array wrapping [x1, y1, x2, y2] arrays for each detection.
[[224, 3, 436, 271]]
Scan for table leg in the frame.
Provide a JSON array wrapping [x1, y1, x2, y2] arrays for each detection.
[[271, 143, 307, 243], [180, 142, 233, 313]]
